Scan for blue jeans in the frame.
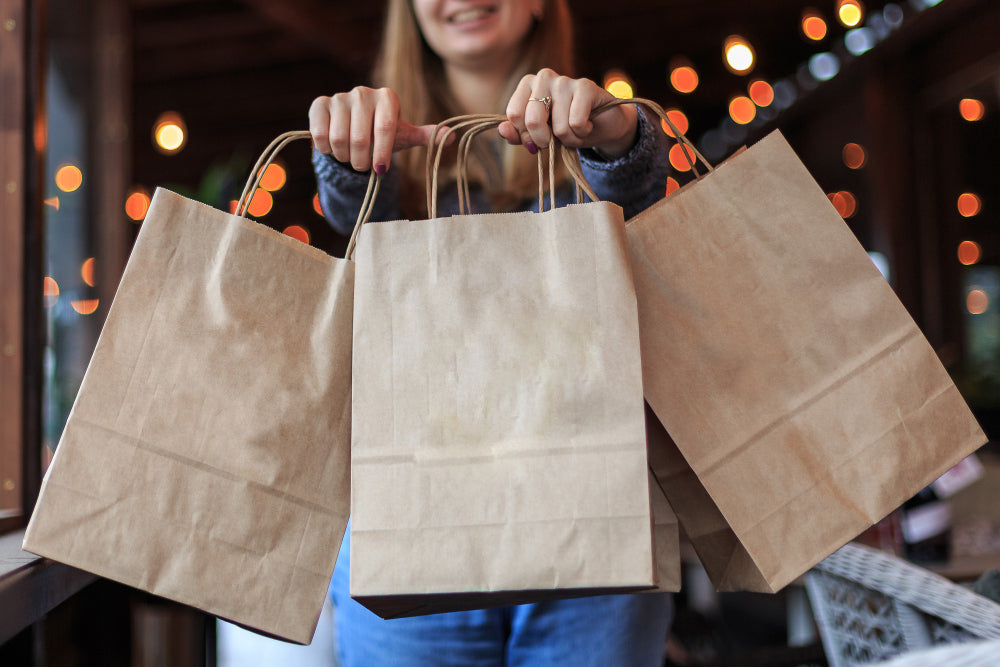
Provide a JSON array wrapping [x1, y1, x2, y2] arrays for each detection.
[[330, 527, 674, 666]]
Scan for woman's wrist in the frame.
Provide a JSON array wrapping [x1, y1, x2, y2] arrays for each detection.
[[591, 104, 639, 159]]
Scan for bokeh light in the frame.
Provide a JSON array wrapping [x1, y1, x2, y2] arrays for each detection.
[[724, 36, 755, 74], [828, 191, 858, 218], [809, 52, 841, 81], [957, 241, 981, 266], [729, 96, 757, 125], [660, 109, 689, 138], [845, 27, 876, 56], [958, 193, 982, 217], [43, 277, 60, 307], [967, 289, 989, 315], [246, 188, 273, 217], [604, 71, 634, 99], [670, 63, 699, 94], [259, 163, 287, 192], [959, 98, 985, 122], [55, 164, 83, 193], [665, 177, 680, 196], [71, 299, 100, 315], [748, 80, 774, 107], [312, 193, 324, 217], [836, 0, 864, 27], [153, 111, 187, 154], [669, 143, 697, 172], [283, 225, 310, 244], [842, 142, 867, 169], [801, 10, 828, 40], [125, 187, 151, 221], [81, 257, 96, 287]]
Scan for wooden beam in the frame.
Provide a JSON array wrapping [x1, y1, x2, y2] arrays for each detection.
[[237, 0, 379, 74], [0, 0, 27, 523]]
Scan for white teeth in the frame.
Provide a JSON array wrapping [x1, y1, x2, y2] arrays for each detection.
[[450, 7, 492, 23]]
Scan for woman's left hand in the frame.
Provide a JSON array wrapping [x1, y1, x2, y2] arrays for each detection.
[[498, 69, 638, 159]]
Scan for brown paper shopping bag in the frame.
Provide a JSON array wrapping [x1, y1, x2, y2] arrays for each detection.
[[23, 132, 374, 643], [620, 100, 987, 593], [348, 120, 678, 619]]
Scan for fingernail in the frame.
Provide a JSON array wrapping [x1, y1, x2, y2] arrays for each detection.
[[374, 163, 387, 176], [526, 142, 538, 155]]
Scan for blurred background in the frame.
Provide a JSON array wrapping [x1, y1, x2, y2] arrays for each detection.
[[2, 0, 998, 664]]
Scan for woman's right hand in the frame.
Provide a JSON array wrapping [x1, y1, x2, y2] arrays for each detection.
[[309, 86, 442, 175]]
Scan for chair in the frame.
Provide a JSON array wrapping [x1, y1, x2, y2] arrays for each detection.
[[804, 542, 1000, 666]]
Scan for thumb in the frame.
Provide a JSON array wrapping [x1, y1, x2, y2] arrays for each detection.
[[394, 122, 456, 152]]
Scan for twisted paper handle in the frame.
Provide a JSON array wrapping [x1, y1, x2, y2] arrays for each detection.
[[236, 130, 380, 260]]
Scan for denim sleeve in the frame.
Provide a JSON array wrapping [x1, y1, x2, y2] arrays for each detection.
[[577, 107, 669, 219], [312, 150, 403, 237]]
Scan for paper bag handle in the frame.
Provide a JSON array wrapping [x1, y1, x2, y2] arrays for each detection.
[[236, 130, 380, 260], [426, 114, 580, 217], [424, 96, 712, 215]]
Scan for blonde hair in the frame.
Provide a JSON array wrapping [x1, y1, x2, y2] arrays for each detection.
[[375, 0, 575, 217]]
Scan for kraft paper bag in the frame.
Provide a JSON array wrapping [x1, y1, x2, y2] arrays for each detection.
[[625, 117, 987, 593], [349, 132, 675, 618], [23, 132, 367, 643]]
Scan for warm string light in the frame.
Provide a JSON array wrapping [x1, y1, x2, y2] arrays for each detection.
[[55, 164, 83, 193], [958, 193, 982, 218], [959, 98, 985, 122], [723, 35, 755, 74], [836, 0, 864, 28], [153, 111, 187, 154], [603, 70, 634, 99], [125, 187, 151, 222], [669, 60, 699, 94], [842, 143, 867, 169], [801, 9, 828, 40]]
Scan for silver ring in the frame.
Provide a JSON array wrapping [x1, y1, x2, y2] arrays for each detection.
[[529, 96, 551, 110]]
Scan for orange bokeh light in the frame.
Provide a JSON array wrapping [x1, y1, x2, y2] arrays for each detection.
[[660, 109, 689, 138], [246, 188, 273, 217], [842, 142, 867, 169], [958, 193, 982, 217], [44, 197, 60, 211], [43, 276, 60, 307], [125, 188, 151, 221], [259, 163, 287, 192], [802, 11, 828, 40], [828, 191, 858, 218], [748, 80, 774, 107], [959, 98, 985, 122], [55, 164, 83, 192], [967, 289, 989, 315], [283, 225, 310, 244], [669, 143, 696, 172], [71, 299, 100, 315], [81, 257, 96, 287], [665, 177, 680, 196], [313, 193, 324, 217], [670, 65, 699, 94], [729, 96, 756, 125], [957, 241, 981, 266]]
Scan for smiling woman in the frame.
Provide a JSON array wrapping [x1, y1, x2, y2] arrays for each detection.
[[307, 0, 674, 664]]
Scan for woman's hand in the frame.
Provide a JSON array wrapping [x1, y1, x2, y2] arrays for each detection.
[[498, 69, 639, 159], [309, 87, 443, 174]]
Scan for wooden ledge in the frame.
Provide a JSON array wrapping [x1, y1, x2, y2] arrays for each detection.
[[0, 531, 96, 644]]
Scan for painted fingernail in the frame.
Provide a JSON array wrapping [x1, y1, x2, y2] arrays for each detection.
[[374, 163, 387, 176], [526, 142, 538, 155]]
